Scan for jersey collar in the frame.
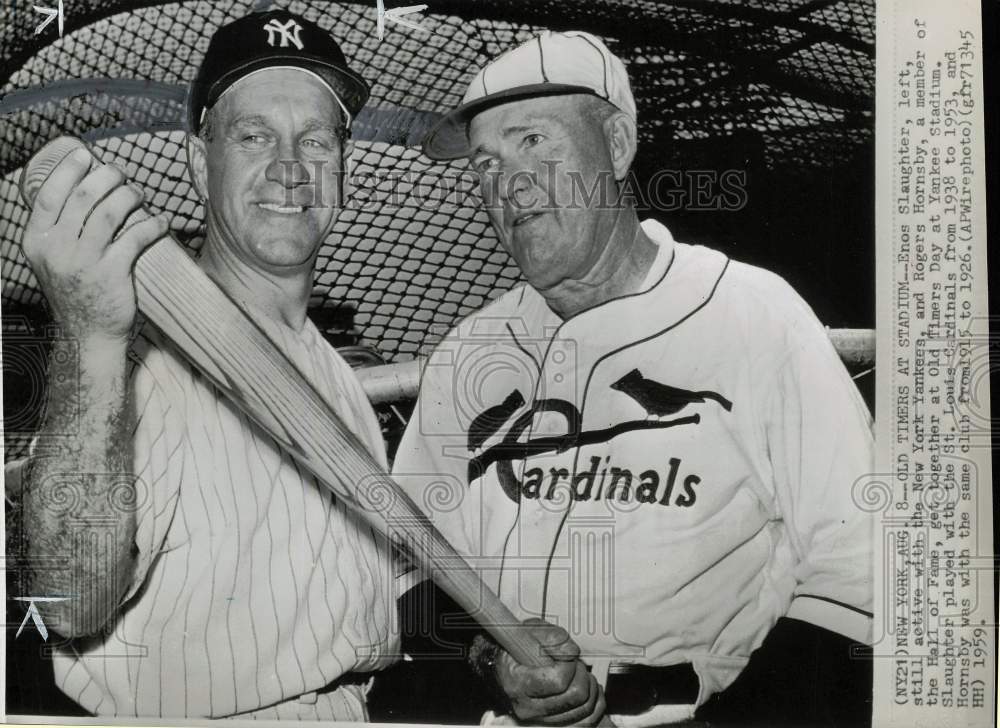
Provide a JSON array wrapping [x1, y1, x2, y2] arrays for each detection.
[[507, 219, 729, 361]]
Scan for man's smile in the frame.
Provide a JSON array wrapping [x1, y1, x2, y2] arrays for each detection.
[[510, 210, 546, 228], [257, 202, 306, 214]]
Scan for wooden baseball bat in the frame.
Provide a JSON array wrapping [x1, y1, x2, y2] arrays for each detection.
[[19, 136, 550, 670]]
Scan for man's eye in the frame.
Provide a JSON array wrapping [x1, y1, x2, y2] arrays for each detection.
[[302, 138, 331, 150], [241, 134, 268, 146], [524, 133, 544, 147]]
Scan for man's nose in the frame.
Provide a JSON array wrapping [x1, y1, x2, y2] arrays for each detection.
[[265, 140, 311, 187], [494, 160, 535, 205]]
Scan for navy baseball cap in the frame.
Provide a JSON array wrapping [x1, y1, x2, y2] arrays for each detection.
[[188, 8, 369, 133]]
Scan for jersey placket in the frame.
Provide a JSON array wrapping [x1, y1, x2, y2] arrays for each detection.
[[493, 323, 581, 620]]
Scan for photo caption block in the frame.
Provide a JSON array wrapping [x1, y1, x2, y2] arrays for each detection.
[[874, 1, 995, 726]]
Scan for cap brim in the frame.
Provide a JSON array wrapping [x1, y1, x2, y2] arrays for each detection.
[[197, 55, 370, 129], [422, 83, 597, 161]]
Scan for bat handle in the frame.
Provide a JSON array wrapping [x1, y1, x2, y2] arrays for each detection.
[[395, 524, 552, 668], [432, 562, 615, 725]]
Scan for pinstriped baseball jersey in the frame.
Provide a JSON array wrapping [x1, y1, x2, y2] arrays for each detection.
[[52, 314, 400, 718], [394, 219, 874, 705]]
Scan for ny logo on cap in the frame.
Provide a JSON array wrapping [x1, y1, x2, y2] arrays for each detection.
[[263, 18, 304, 49]]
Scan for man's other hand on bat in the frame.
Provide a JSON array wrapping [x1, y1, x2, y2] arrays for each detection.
[[493, 618, 606, 726]]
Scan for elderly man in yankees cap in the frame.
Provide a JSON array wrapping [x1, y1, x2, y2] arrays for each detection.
[[394, 31, 875, 726], [19, 8, 399, 719]]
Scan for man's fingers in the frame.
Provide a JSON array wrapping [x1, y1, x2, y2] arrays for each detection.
[[523, 671, 603, 726], [580, 682, 607, 727], [523, 619, 580, 661], [589, 686, 608, 726], [496, 621, 593, 722], [516, 660, 576, 699], [80, 183, 146, 247], [544, 637, 581, 662], [25, 147, 93, 234], [538, 696, 599, 725], [541, 674, 601, 726], [522, 661, 592, 706], [59, 163, 128, 235], [108, 214, 169, 270]]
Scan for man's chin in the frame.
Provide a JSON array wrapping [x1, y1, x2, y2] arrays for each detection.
[[517, 259, 567, 293], [251, 219, 331, 256], [247, 239, 323, 271], [509, 242, 562, 283]]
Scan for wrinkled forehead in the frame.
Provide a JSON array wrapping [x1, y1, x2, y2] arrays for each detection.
[[211, 67, 347, 130], [466, 94, 603, 154]]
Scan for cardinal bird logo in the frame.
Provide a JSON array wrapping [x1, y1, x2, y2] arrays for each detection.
[[610, 369, 732, 418], [467, 389, 526, 453]]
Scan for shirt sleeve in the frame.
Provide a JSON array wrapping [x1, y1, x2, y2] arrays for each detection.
[[342, 362, 390, 471], [121, 336, 184, 605], [391, 347, 476, 566], [762, 308, 875, 644]]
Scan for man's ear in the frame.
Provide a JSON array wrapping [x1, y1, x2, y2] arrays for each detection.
[[339, 139, 355, 207], [605, 112, 638, 182], [186, 134, 209, 201]]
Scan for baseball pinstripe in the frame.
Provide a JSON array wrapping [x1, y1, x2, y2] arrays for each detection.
[[231, 682, 369, 721], [569, 32, 610, 99], [52, 315, 399, 718], [536, 37, 549, 83]]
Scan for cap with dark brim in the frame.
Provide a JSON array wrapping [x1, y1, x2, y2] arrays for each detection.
[[422, 83, 597, 161], [189, 55, 369, 132]]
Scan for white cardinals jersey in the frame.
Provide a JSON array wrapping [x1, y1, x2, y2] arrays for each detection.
[[394, 219, 874, 703]]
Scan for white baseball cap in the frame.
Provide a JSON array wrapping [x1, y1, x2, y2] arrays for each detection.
[[422, 30, 636, 160]]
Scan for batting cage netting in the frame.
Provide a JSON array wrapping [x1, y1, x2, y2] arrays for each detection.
[[2, 0, 875, 463], [3, 1, 874, 714]]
